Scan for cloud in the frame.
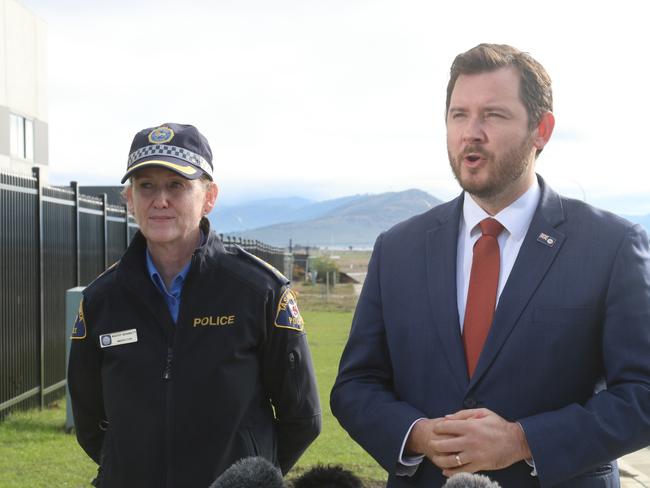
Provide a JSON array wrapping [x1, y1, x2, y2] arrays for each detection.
[[20, 0, 650, 216]]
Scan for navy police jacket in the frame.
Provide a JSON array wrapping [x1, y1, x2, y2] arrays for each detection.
[[68, 220, 321, 488]]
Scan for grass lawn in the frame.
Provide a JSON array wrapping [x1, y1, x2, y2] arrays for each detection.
[[0, 402, 98, 487], [0, 310, 387, 487], [291, 311, 386, 484]]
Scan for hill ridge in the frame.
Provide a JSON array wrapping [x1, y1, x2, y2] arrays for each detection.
[[213, 188, 443, 247]]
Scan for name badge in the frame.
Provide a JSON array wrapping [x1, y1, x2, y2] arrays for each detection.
[[99, 329, 138, 348]]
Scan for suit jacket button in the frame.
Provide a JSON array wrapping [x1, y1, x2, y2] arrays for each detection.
[[464, 398, 477, 408]]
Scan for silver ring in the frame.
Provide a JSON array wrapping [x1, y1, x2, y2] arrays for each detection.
[[455, 454, 463, 466]]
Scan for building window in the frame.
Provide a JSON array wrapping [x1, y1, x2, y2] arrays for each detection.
[[10, 113, 34, 160]]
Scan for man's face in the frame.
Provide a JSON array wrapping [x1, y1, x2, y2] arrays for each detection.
[[126, 167, 217, 247], [446, 66, 538, 208]]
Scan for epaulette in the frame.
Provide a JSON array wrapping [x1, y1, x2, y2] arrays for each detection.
[[235, 246, 289, 285]]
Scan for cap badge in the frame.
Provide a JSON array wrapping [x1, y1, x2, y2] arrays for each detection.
[[148, 126, 175, 144]]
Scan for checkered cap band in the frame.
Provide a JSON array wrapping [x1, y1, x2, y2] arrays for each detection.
[[128, 144, 212, 176]]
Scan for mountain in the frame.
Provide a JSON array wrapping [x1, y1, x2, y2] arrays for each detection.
[[231, 189, 443, 247], [209, 195, 366, 233], [214, 193, 650, 249], [209, 197, 312, 233]]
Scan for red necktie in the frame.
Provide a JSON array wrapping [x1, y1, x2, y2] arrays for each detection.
[[462, 218, 504, 378]]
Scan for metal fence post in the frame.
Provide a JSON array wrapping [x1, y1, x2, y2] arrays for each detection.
[[71, 181, 81, 287], [325, 270, 330, 303], [102, 194, 109, 270], [33, 167, 45, 410], [283, 251, 294, 281]]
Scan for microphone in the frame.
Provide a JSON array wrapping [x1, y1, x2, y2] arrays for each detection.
[[209, 456, 285, 488], [292, 464, 363, 488], [442, 472, 502, 488]]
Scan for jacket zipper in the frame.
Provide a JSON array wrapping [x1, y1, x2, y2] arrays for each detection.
[[164, 251, 195, 488], [164, 343, 174, 487], [163, 346, 173, 380], [288, 351, 302, 405]]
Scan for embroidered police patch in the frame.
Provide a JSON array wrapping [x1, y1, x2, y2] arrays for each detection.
[[275, 289, 304, 331], [71, 300, 87, 340], [148, 126, 175, 144]]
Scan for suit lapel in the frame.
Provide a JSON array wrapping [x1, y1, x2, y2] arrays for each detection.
[[425, 195, 469, 391], [470, 177, 566, 386]]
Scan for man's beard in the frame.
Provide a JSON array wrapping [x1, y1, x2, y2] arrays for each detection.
[[448, 133, 535, 200]]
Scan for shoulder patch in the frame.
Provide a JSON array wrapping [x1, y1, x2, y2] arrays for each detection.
[[235, 246, 289, 284], [275, 288, 304, 331], [71, 299, 87, 340]]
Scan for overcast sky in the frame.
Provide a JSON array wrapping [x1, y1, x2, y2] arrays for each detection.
[[22, 0, 650, 213]]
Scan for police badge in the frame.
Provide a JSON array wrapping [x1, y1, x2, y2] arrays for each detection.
[[148, 126, 175, 144], [274, 288, 304, 331]]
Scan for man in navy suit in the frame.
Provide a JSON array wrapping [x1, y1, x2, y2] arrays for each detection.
[[330, 43, 650, 487]]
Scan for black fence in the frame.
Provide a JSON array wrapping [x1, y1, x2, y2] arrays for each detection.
[[221, 235, 292, 275], [0, 167, 290, 418]]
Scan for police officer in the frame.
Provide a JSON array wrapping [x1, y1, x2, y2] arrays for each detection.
[[68, 123, 321, 488]]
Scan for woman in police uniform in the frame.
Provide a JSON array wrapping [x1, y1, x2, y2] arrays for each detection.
[[68, 123, 321, 488]]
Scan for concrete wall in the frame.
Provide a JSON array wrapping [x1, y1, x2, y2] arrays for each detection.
[[33, 118, 48, 169], [0, 0, 48, 178], [0, 105, 9, 162]]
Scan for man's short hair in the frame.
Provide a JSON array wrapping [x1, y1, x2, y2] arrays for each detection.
[[445, 43, 553, 130], [291, 465, 362, 488]]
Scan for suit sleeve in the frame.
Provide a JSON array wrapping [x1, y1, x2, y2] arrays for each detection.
[[67, 296, 106, 465], [330, 234, 428, 473], [262, 285, 321, 474], [519, 224, 650, 486]]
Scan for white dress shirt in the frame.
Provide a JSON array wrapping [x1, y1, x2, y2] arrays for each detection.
[[397, 180, 541, 474], [456, 180, 541, 330]]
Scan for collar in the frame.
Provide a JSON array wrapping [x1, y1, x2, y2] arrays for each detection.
[[145, 248, 192, 295], [116, 218, 227, 296], [462, 178, 541, 240], [144, 229, 206, 293]]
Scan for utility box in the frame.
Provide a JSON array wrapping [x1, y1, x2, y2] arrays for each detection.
[[65, 287, 85, 433]]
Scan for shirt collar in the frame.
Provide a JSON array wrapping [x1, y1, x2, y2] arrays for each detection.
[[145, 229, 205, 294], [146, 249, 192, 295], [462, 178, 541, 241]]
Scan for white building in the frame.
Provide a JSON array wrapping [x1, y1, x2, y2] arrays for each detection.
[[0, 0, 48, 179]]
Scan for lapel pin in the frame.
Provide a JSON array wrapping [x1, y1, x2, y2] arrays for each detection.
[[537, 232, 556, 247]]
